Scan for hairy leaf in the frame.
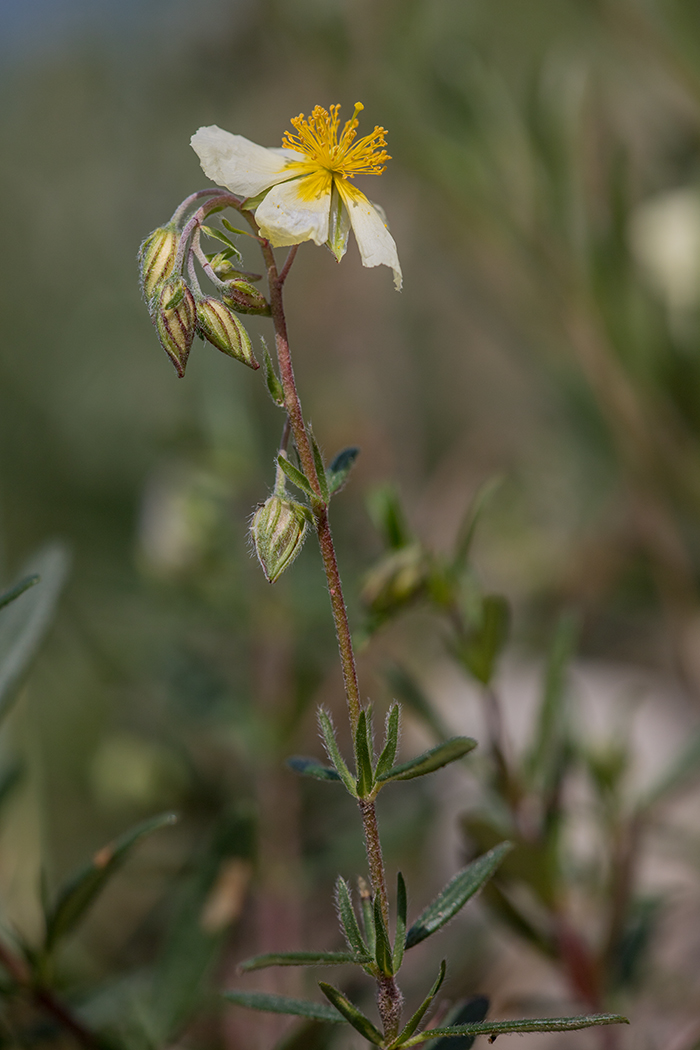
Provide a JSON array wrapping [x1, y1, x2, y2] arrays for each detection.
[[401, 1013, 628, 1046], [224, 990, 343, 1024], [318, 982, 383, 1044], [376, 704, 400, 780], [394, 961, 446, 1045], [286, 757, 341, 782], [393, 871, 407, 973], [335, 877, 367, 957], [318, 709, 357, 796], [422, 996, 489, 1050], [277, 455, 315, 499], [378, 738, 477, 784], [354, 709, 374, 797], [239, 952, 366, 973], [327, 447, 360, 495]]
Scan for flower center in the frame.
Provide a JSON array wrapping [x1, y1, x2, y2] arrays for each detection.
[[282, 103, 391, 182]]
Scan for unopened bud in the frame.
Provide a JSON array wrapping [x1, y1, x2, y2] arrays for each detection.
[[139, 225, 179, 301], [196, 297, 259, 370], [250, 496, 310, 583], [154, 277, 196, 377], [361, 543, 429, 615], [223, 279, 271, 316]]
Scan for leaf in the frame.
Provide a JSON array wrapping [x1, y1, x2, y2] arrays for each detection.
[[45, 812, 177, 950], [200, 224, 243, 260], [0, 576, 39, 611], [393, 961, 446, 1046], [318, 982, 383, 1045], [0, 544, 70, 722], [277, 455, 315, 499], [376, 704, 400, 780], [310, 431, 329, 504], [221, 217, 251, 238], [378, 738, 477, 784], [318, 709, 357, 796], [224, 991, 344, 1024], [327, 447, 360, 495], [354, 709, 374, 797], [384, 664, 450, 742], [393, 872, 407, 973], [286, 757, 341, 783], [260, 337, 285, 406], [401, 1014, 629, 1046], [422, 996, 489, 1050], [359, 879, 376, 957], [453, 476, 503, 570], [525, 611, 578, 787], [373, 895, 393, 976], [367, 485, 412, 550], [459, 595, 510, 686], [239, 952, 366, 973], [335, 878, 367, 957], [405, 842, 512, 950]]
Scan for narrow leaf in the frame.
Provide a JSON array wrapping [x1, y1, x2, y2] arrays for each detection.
[[310, 431, 329, 504], [378, 738, 477, 784], [327, 447, 360, 495], [394, 961, 446, 1045], [459, 595, 510, 686], [358, 878, 376, 957], [277, 455, 315, 499], [239, 952, 365, 973], [224, 990, 343, 1024], [405, 842, 512, 950], [376, 704, 400, 780], [335, 878, 367, 956], [401, 1014, 629, 1047], [373, 895, 393, 976], [367, 485, 412, 550], [286, 757, 341, 782], [422, 996, 488, 1050], [393, 871, 407, 972], [526, 612, 578, 787], [0, 576, 39, 612], [318, 982, 383, 1045], [318, 710, 357, 797], [453, 476, 503, 570], [45, 812, 177, 949], [354, 709, 374, 798], [260, 337, 285, 406], [200, 224, 243, 259], [0, 544, 69, 722], [221, 217, 252, 238]]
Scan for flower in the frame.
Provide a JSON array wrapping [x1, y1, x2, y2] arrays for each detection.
[[191, 103, 402, 290]]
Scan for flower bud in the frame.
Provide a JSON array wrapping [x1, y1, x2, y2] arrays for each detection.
[[250, 496, 310, 583], [223, 279, 271, 316], [154, 277, 196, 377], [139, 225, 179, 302], [196, 297, 259, 370], [361, 543, 429, 615]]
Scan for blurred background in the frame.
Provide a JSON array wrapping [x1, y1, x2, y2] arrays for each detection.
[[2, 0, 700, 1048]]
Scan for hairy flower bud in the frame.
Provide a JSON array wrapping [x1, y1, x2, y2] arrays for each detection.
[[139, 225, 179, 302], [250, 496, 310, 583], [154, 277, 196, 377], [223, 279, 271, 316], [196, 297, 259, 370], [361, 543, 429, 615]]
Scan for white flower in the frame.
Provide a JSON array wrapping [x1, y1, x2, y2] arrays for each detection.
[[191, 103, 402, 290]]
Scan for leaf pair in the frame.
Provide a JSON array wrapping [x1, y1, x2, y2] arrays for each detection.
[[276, 444, 360, 505]]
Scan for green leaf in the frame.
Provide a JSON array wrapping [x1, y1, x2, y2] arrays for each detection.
[[525, 612, 578, 788], [393, 872, 407, 973], [0, 544, 69, 723], [286, 757, 341, 782], [453, 476, 503, 570], [354, 709, 374, 797], [367, 484, 412, 550], [378, 737, 477, 784], [405, 842, 512, 950], [327, 447, 360, 495], [239, 952, 366, 973], [318, 710, 357, 797], [221, 217, 251, 238], [335, 878, 367, 957], [310, 431, 329, 504], [45, 812, 177, 950], [393, 961, 446, 1046], [0, 575, 39, 611], [376, 704, 400, 780], [359, 879, 376, 957], [277, 455, 315, 499], [165, 287, 185, 309], [318, 982, 383, 1045], [422, 996, 489, 1050], [459, 595, 510, 686], [200, 224, 243, 260], [401, 1014, 629, 1046], [260, 337, 285, 407], [384, 664, 450, 742], [224, 991, 343, 1024], [373, 895, 393, 976]]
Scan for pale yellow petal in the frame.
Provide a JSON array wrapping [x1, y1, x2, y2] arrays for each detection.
[[337, 183, 402, 290], [255, 176, 332, 247], [190, 126, 292, 198]]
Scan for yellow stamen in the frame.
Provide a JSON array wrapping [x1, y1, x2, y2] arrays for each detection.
[[282, 103, 391, 187]]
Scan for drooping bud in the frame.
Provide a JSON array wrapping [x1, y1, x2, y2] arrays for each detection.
[[223, 279, 271, 316], [139, 225, 179, 302], [196, 297, 259, 370], [250, 496, 310, 583], [154, 277, 196, 377]]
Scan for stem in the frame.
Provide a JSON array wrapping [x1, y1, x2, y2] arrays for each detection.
[[169, 187, 227, 226]]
